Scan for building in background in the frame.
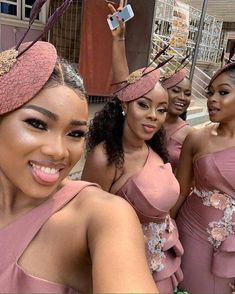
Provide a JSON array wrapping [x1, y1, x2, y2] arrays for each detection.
[[0, 0, 234, 94]]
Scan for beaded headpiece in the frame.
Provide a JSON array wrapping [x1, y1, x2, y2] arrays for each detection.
[[0, 0, 72, 115], [113, 45, 174, 102], [208, 44, 235, 88]]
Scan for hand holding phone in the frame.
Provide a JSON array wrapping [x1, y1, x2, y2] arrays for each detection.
[[107, 4, 134, 30]]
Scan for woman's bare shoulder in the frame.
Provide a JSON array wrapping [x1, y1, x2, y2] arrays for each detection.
[[81, 143, 116, 191], [85, 142, 108, 167], [78, 184, 134, 218]]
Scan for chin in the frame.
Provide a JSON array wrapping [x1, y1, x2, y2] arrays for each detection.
[[23, 185, 59, 200]]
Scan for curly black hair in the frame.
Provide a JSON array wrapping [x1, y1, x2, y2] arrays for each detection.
[[86, 97, 169, 168]]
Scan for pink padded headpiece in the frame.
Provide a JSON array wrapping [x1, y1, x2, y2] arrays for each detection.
[[0, 0, 72, 115], [115, 67, 161, 102], [0, 41, 57, 115], [162, 68, 187, 89]]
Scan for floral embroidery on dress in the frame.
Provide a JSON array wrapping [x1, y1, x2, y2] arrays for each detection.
[[193, 187, 235, 249], [142, 215, 175, 272]]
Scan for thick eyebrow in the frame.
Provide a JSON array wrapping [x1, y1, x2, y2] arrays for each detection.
[[23, 105, 58, 121], [23, 104, 87, 126], [70, 120, 87, 126], [142, 96, 168, 105], [218, 83, 232, 88]]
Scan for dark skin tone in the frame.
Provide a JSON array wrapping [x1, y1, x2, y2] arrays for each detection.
[[0, 85, 158, 293], [172, 72, 235, 218]]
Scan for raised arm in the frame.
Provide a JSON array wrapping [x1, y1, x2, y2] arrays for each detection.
[[107, 0, 129, 83], [86, 186, 159, 293], [171, 130, 196, 218]]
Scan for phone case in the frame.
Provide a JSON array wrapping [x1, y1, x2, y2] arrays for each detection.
[[107, 4, 134, 30]]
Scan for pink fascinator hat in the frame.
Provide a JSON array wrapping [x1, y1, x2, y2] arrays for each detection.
[[113, 45, 174, 102], [162, 68, 187, 89], [161, 54, 190, 89], [115, 67, 161, 102], [0, 0, 72, 115], [0, 42, 57, 115]]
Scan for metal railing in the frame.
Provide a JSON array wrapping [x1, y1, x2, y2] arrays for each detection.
[[154, 0, 223, 64], [150, 35, 210, 108]]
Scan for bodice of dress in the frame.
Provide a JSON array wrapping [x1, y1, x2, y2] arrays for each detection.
[[116, 147, 183, 285], [182, 147, 235, 278], [116, 147, 180, 223], [165, 119, 189, 171], [0, 181, 97, 293]]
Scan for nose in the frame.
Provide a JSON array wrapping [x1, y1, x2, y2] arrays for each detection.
[[179, 92, 188, 101], [40, 135, 69, 161], [207, 92, 217, 103], [147, 108, 158, 120]]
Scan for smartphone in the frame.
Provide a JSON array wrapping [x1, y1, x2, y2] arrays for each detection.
[[107, 4, 134, 30]]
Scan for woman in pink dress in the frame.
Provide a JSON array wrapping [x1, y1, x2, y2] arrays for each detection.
[[162, 70, 192, 172], [173, 59, 235, 293], [0, 1, 159, 292], [82, 4, 184, 292], [107, 0, 192, 173]]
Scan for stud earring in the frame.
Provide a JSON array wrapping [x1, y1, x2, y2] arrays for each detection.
[[122, 110, 126, 116]]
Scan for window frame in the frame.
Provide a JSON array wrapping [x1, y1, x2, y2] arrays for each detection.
[[0, 0, 46, 24]]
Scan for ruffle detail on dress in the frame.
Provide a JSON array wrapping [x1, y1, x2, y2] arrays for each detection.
[[148, 219, 184, 283], [212, 234, 235, 278]]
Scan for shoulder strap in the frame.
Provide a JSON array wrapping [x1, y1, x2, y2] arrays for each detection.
[[166, 120, 188, 139], [0, 181, 98, 265]]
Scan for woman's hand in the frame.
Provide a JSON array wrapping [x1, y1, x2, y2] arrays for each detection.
[[106, 0, 125, 40]]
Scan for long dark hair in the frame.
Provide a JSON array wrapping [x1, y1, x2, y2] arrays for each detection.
[[86, 97, 169, 168]]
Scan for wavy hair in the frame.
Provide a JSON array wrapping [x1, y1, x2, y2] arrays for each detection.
[[86, 97, 169, 168]]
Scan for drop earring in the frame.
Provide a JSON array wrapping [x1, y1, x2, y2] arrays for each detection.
[[122, 110, 126, 116]]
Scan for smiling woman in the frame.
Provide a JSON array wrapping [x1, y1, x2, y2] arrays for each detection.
[[0, 3, 159, 293]]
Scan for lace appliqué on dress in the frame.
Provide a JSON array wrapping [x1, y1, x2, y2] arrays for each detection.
[[142, 215, 175, 272], [193, 187, 235, 249]]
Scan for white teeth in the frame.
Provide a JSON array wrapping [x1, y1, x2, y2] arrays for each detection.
[[175, 102, 184, 107], [30, 162, 59, 174]]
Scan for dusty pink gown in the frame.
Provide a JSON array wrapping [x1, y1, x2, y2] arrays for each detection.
[[165, 119, 190, 171], [0, 181, 96, 293], [116, 147, 184, 293], [177, 147, 235, 293]]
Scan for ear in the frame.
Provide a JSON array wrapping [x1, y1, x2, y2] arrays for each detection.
[[121, 101, 128, 113]]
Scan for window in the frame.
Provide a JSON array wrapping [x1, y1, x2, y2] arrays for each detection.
[[0, 0, 46, 23]]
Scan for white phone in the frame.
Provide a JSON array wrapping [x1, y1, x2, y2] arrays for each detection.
[[107, 4, 134, 30]]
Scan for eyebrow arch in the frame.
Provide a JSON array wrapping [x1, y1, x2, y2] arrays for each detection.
[[142, 96, 168, 105], [70, 120, 87, 126], [218, 83, 232, 87], [23, 105, 58, 121], [23, 104, 87, 126]]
